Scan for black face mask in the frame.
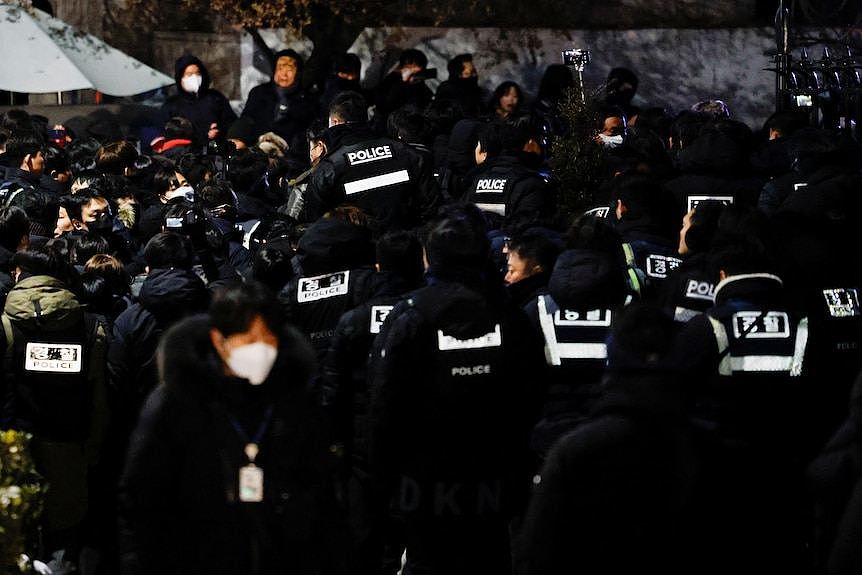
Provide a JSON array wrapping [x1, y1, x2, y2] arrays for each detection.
[[87, 214, 113, 236]]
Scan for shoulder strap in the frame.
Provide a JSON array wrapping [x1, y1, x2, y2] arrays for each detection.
[[621, 243, 644, 299], [2, 314, 15, 373]]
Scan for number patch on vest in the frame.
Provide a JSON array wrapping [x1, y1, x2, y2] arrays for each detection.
[[369, 305, 394, 334], [646, 255, 681, 279], [823, 288, 860, 318], [298, 271, 350, 303], [554, 309, 612, 327], [732, 311, 790, 339], [25, 343, 83, 373], [687, 195, 734, 211], [437, 325, 502, 351]]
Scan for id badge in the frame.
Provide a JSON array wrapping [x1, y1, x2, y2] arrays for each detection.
[[239, 465, 264, 502]]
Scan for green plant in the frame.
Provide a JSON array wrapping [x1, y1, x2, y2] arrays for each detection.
[[0, 430, 45, 574], [550, 86, 607, 219]]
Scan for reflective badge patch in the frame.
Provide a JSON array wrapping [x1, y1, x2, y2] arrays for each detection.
[[732, 311, 790, 339], [687, 195, 734, 211], [553, 308, 612, 327], [25, 343, 82, 373], [344, 170, 411, 196], [298, 271, 350, 303], [438, 324, 502, 351], [369, 305, 394, 334], [823, 288, 860, 318], [685, 279, 716, 301], [646, 255, 682, 279], [583, 206, 610, 219], [475, 178, 508, 192], [346, 145, 393, 165]]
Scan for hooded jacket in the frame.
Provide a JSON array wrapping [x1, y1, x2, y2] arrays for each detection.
[[118, 315, 347, 575], [108, 268, 210, 420], [162, 54, 237, 145]]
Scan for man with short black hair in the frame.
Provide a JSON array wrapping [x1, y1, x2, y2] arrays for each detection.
[[0, 205, 29, 306], [303, 91, 439, 231], [0, 132, 46, 204]]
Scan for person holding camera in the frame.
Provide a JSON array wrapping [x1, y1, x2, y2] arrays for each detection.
[[372, 49, 435, 134]]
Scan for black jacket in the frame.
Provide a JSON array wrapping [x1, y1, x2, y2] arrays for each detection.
[[322, 271, 418, 464], [368, 278, 545, 574], [464, 155, 555, 228], [514, 372, 697, 575], [241, 81, 316, 154], [108, 268, 210, 421], [303, 123, 440, 231], [118, 315, 347, 575], [161, 54, 237, 145], [527, 248, 630, 456]]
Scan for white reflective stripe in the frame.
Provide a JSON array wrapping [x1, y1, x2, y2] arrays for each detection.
[[708, 316, 732, 376], [555, 342, 607, 359], [674, 306, 700, 322], [343, 169, 410, 195], [790, 317, 808, 377], [437, 324, 502, 351], [537, 295, 562, 366], [730, 355, 793, 372], [474, 202, 506, 216]]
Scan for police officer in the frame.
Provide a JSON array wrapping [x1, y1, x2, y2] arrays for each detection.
[[278, 214, 378, 371], [303, 91, 439, 232], [527, 215, 632, 456], [321, 230, 424, 574], [1, 246, 109, 568], [611, 173, 681, 301], [671, 237, 810, 575], [659, 200, 724, 323], [464, 117, 555, 229], [368, 205, 544, 575]]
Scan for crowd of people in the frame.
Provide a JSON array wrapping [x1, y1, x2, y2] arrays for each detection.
[[1, 44, 862, 575]]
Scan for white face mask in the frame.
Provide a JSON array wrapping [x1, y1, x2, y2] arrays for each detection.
[[226, 342, 278, 385], [598, 133, 624, 148], [181, 74, 203, 94]]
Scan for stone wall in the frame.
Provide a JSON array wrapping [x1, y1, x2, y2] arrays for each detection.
[[240, 26, 784, 129]]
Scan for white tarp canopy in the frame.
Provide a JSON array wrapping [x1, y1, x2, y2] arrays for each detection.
[[0, 3, 174, 96]]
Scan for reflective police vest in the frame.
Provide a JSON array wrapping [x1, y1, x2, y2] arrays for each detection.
[[623, 241, 682, 291], [536, 294, 613, 367], [706, 308, 808, 377]]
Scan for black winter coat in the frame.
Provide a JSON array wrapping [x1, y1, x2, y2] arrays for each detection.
[[108, 268, 210, 420], [302, 123, 440, 231], [241, 82, 316, 154], [161, 55, 237, 145], [514, 373, 697, 575], [368, 278, 545, 574], [464, 155, 556, 228], [118, 315, 347, 575]]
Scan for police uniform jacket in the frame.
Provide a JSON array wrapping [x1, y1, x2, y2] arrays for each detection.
[[367, 276, 545, 574], [303, 123, 439, 231], [322, 271, 417, 465], [464, 155, 555, 227], [670, 272, 811, 574], [527, 248, 630, 456], [658, 251, 719, 324]]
